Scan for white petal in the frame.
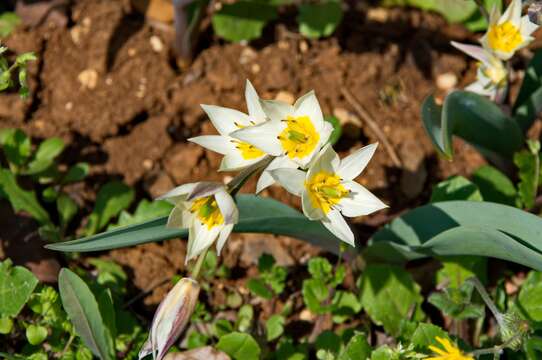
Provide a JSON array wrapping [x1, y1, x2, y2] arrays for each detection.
[[189, 135, 234, 155], [488, 3, 501, 25], [166, 205, 185, 228], [450, 41, 492, 65], [230, 120, 284, 155], [465, 80, 494, 97], [322, 209, 355, 246], [157, 183, 197, 204], [216, 223, 234, 255], [245, 79, 267, 123], [201, 104, 251, 135], [337, 143, 378, 181], [269, 168, 306, 196], [521, 15, 539, 37], [501, 0, 521, 26], [307, 144, 339, 180], [338, 181, 388, 217], [187, 222, 221, 263], [260, 99, 294, 121], [187, 182, 224, 201], [302, 190, 325, 220], [293, 91, 324, 130], [219, 151, 263, 172], [255, 156, 299, 193], [215, 190, 239, 225]]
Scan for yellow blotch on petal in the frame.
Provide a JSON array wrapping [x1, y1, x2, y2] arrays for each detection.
[[231, 140, 265, 160], [487, 21, 523, 53], [427, 337, 474, 360], [278, 115, 320, 160], [305, 171, 349, 214], [190, 196, 224, 229]]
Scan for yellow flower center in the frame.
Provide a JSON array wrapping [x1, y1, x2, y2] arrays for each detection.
[[231, 140, 265, 160], [487, 21, 523, 53], [305, 171, 349, 214], [278, 115, 320, 159], [190, 196, 224, 229]]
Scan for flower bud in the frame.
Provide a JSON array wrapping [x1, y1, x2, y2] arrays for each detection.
[[139, 278, 200, 360], [499, 310, 530, 351]]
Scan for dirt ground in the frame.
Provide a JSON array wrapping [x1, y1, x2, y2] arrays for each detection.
[[0, 0, 493, 305]]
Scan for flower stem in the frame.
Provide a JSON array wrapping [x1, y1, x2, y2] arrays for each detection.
[[473, 0, 490, 22], [467, 277, 505, 329], [191, 247, 209, 280], [225, 155, 274, 196]]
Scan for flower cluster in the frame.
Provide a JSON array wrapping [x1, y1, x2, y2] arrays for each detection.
[[452, 0, 539, 101], [159, 80, 386, 262], [427, 336, 474, 360]]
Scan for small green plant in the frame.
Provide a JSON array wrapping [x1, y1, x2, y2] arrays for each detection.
[[0, 45, 36, 98], [247, 253, 288, 300]]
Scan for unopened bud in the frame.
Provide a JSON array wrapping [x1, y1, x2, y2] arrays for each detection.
[[528, 3, 542, 26], [139, 278, 200, 360], [499, 310, 530, 350]]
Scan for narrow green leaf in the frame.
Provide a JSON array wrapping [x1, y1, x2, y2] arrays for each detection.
[[514, 148, 540, 209], [324, 115, 342, 145], [514, 49, 542, 132], [57, 193, 78, 229], [46, 195, 342, 254], [63, 163, 89, 183], [1, 128, 31, 166], [247, 278, 273, 299], [108, 199, 173, 229], [25, 137, 65, 175], [0, 259, 38, 317], [58, 268, 115, 360], [365, 201, 542, 271], [430, 175, 482, 202], [265, 314, 285, 341]]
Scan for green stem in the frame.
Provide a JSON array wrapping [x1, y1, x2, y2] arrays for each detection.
[[225, 155, 274, 196], [473, 0, 490, 22], [191, 247, 209, 280], [468, 277, 504, 328]]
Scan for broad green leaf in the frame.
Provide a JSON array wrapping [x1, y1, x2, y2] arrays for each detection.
[[472, 165, 517, 206], [436, 256, 487, 288], [370, 345, 394, 360], [0, 168, 50, 225], [84, 181, 134, 236], [429, 0, 477, 23], [1, 128, 31, 167], [46, 195, 342, 254], [247, 278, 273, 299], [216, 332, 261, 360], [315, 330, 342, 355], [307, 257, 333, 281], [57, 193, 78, 229], [302, 279, 329, 314], [421, 91, 523, 160], [0, 316, 13, 334], [517, 271, 542, 322], [58, 268, 115, 360], [429, 288, 485, 320], [410, 323, 449, 350], [514, 148, 540, 209], [324, 115, 342, 145], [338, 333, 371, 360], [0, 12, 21, 37], [430, 175, 482, 202], [331, 291, 362, 323], [514, 49, 542, 132], [365, 201, 542, 270], [266, 314, 285, 341], [25, 137, 65, 175], [108, 199, 173, 229], [26, 324, 48, 345], [359, 265, 424, 336], [214, 319, 234, 338], [212, 2, 278, 42], [235, 304, 253, 332], [298, 2, 343, 39], [0, 259, 38, 317], [63, 163, 89, 184]]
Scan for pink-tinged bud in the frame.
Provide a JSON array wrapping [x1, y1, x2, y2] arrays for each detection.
[[139, 278, 200, 360]]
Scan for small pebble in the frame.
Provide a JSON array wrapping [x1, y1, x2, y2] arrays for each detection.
[[65, 102, 73, 111], [128, 48, 137, 57], [251, 63, 261, 74], [275, 91, 295, 104], [299, 41, 309, 53], [150, 35, 164, 52], [143, 159, 153, 170], [436, 72, 458, 91], [77, 69, 98, 90]]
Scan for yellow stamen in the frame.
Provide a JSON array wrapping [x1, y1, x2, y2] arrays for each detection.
[[278, 115, 319, 159], [190, 196, 224, 229], [426, 336, 474, 360], [487, 21, 523, 53], [231, 140, 265, 160], [305, 171, 348, 214]]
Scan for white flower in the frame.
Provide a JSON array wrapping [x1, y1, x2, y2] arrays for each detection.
[[480, 0, 539, 60], [139, 278, 200, 360], [189, 80, 268, 172], [451, 41, 508, 102], [231, 90, 333, 170], [270, 144, 387, 246], [158, 182, 238, 263]]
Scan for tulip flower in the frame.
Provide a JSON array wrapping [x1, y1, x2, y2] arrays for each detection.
[[270, 143, 386, 246], [139, 278, 200, 360], [451, 41, 508, 102], [158, 182, 238, 263], [480, 0, 539, 60]]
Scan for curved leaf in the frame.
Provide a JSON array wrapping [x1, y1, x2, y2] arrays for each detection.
[[47, 195, 342, 254], [365, 201, 542, 270], [421, 91, 523, 160], [58, 269, 115, 360]]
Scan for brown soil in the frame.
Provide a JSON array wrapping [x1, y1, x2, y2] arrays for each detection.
[[0, 0, 490, 304]]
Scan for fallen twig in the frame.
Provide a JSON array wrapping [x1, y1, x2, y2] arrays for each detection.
[[341, 88, 402, 167]]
